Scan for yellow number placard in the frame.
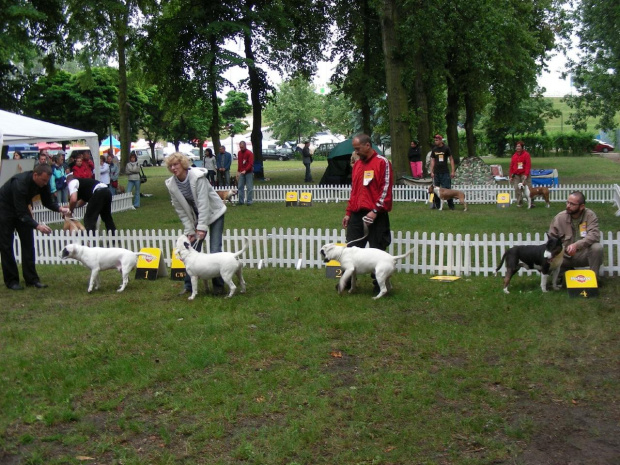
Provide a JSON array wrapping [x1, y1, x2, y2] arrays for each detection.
[[497, 192, 510, 208]]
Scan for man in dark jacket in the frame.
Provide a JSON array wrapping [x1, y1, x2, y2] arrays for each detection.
[[0, 164, 70, 290]]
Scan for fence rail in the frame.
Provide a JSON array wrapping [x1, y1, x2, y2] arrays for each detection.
[[17, 228, 620, 278]]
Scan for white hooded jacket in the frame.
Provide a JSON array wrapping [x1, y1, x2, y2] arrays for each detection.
[[165, 167, 226, 235]]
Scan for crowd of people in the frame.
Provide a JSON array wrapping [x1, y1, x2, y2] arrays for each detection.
[[0, 138, 607, 293]]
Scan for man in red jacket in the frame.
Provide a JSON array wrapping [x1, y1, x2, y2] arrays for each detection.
[[236, 141, 254, 206], [343, 133, 393, 251]]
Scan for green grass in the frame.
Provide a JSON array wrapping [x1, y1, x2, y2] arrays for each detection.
[[544, 97, 620, 134], [1, 157, 619, 464]]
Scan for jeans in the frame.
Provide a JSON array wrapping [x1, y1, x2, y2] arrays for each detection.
[[183, 215, 225, 291], [238, 172, 254, 205], [217, 169, 230, 186], [304, 162, 313, 182], [127, 179, 141, 207]]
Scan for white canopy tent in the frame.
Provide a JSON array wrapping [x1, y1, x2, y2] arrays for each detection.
[[0, 109, 99, 164]]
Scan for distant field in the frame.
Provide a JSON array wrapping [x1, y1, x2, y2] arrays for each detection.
[[544, 97, 619, 135]]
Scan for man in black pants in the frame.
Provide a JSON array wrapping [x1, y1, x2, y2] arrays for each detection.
[[0, 164, 70, 290], [67, 174, 117, 233]]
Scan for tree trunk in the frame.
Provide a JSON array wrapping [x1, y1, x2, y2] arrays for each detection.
[[379, 0, 410, 181], [360, 0, 372, 135], [413, 54, 431, 174], [208, 38, 221, 152], [243, 29, 264, 180], [117, 26, 130, 174], [445, 79, 460, 165], [464, 92, 476, 157]]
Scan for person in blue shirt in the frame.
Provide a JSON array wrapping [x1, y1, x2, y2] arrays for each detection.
[[216, 145, 233, 186]]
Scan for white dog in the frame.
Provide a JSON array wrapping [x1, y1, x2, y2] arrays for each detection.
[[175, 235, 247, 299], [320, 244, 413, 299], [60, 243, 155, 293], [517, 182, 532, 208]]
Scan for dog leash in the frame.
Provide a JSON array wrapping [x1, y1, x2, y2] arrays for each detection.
[[191, 238, 204, 251], [345, 222, 369, 246]]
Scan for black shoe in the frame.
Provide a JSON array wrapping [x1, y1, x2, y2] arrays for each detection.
[[212, 286, 225, 296], [26, 281, 48, 289], [178, 288, 190, 296], [8, 283, 24, 291]]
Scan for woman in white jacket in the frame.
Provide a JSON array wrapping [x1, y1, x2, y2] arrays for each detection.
[[165, 152, 227, 295]]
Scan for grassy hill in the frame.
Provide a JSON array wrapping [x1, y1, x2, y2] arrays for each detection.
[[544, 97, 619, 135]]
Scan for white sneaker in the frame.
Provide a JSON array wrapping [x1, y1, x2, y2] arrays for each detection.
[[131, 206, 137, 210]]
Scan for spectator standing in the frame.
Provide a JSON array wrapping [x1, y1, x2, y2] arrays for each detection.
[[0, 164, 70, 290], [302, 141, 313, 182], [72, 155, 93, 179], [67, 174, 117, 234], [52, 155, 68, 203], [509, 141, 532, 207], [237, 141, 254, 206], [125, 153, 141, 209], [99, 155, 110, 187], [81, 151, 95, 178], [216, 146, 232, 186], [548, 191, 604, 284], [165, 152, 227, 295], [13, 150, 23, 159], [35, 151, 48, 166], [107, 153, 119, 195], [429, 134, 456, 210], [203, 148, 217, 185], [408, 140, 422, 178]]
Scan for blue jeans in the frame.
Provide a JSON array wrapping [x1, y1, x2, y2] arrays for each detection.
[[127, 179, 141, 207], [184, 215, 225, 291], [238, 172, 254, 205]]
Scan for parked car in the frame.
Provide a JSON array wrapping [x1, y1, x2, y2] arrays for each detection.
[[592, 139, 614, 153], [262, 148, 292, 161], [131, 149, 154, 166]]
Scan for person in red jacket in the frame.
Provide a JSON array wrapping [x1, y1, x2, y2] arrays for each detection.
[[71, 155, 94, 179], [509, 141, 532, 207], [236, 141, 254, 206], [343, 133, 393, 251]]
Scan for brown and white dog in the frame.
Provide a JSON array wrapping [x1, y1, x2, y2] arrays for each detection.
[[63, 214, 86, 234], [216, 188, 238, 204], [428, 185, 468, 211], [521, 183, 551, 208]]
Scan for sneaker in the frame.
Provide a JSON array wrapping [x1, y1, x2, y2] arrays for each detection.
[[131, 206, 137, 210]]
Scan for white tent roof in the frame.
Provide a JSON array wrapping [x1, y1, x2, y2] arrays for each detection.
[[0, 109, 99, 161]]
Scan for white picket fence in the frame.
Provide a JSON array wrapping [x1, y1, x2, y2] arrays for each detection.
[[17, 183, 620, 277], [18, 228, 620, 277]]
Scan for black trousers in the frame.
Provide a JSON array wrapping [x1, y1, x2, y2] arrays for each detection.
[[0, 215, 39, 287], [84, 188, 116, 233], [346, 210, 391, 251]]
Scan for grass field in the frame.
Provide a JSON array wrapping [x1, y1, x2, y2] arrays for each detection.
[[544, 97, 620, 134], [1, 157, 619, 464]]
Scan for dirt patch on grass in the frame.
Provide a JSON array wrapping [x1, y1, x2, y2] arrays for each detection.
[[510, 400, 620, 464]]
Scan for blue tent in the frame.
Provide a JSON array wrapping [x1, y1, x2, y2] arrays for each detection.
[[100, 136, 121, 147]]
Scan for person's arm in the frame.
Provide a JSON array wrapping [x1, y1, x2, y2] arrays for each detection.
[[524, 153, 532, 178], [450, 155, 456, 178], [429, 156, 435, 177]]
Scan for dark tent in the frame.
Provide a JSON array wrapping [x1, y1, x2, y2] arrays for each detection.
[[319, 138, 383, 185]]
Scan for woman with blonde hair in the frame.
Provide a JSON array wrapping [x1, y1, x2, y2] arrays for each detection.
[[165, 152, 227, 295]]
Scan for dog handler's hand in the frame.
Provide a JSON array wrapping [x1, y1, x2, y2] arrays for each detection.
[[59, 206, 70, 215], [342, 215, 350, 228], [196, 230, 206, 241], [36, 223, 52, 235]]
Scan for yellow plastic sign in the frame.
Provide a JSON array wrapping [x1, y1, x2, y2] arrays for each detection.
[[170, 249, 187, 281], [299, 192, 312, 207], [286, 191, 298, 207], [325, 243, 346, 279], [497, 192, 510, 208], [135, 248, 168, 280], [565, 269, 599, 298]]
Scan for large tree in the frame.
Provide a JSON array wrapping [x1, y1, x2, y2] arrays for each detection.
[[564, 0, 620, 131], [264, 77, 322, 143], [0, 0, 68, 110]]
